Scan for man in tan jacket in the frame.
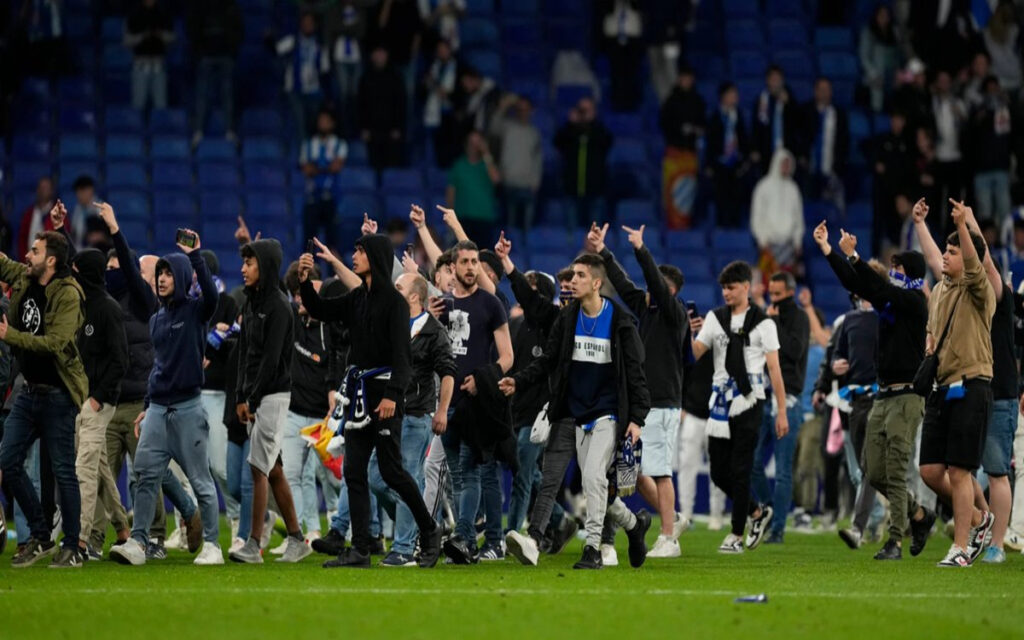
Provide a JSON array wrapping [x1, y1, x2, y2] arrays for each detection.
[[920, 199, 996, 568]]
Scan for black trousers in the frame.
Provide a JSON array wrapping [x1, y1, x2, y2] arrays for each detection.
[[344, 410, 436, 554], [708, 402, 763, 537], [526, 419, 575, 542]]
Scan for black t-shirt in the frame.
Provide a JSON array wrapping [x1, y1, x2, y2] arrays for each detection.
[[991, 284, 1017, 400], [18, 281, 63, 388], [443, 288, 507, 404]]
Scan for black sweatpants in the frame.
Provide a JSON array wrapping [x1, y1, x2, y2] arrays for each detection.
[[526, 419, 575, 543], [344, 410, 436, 554], [708, 402, 763, 537]]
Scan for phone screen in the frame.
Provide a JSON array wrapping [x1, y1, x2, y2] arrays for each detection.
[[685, 300, 699, 317], [406, 243, 415, 256], [306, 240, 317, 255], [176, 229, 196, 248]]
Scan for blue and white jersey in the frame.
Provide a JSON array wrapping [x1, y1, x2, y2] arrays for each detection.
[[568, 299, 618, 424]]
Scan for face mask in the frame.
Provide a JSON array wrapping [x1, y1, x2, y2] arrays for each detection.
[[105, 268, 128, 295]]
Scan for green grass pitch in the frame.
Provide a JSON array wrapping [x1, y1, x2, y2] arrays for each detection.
[[3, 519, 1021, 639]]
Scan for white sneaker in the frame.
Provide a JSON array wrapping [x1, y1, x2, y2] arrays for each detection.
[[260, 510, 278, 550], [505, 530, 539, 566], [647, 534, 681, 558], [194, 542, 224, 565], [718, 533, 744, 554], [671, 513, 690, 540], [229, 537, 246, 554], [1004, 528, 1024, 552], [269, 540, 288, 555], [600, 543, 619, 566], [166, 525, 186, 551], [275, 536, 313, 563], [109, 539, 147, 566]]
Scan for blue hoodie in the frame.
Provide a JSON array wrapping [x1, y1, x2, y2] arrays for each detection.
[[147, 250, 219, 406]]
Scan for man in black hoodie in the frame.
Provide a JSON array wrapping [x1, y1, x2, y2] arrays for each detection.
[[229, 239, 308, 565], [69, 248, 129, 561], [298, 233, 442, 568], [500, 253, 652, 570]]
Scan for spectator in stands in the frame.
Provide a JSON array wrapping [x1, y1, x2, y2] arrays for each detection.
[[913, 127, 939, 213], [969, 75, 1014, 225], [751, 149, 804, 271], [18, 0, 68, 77], [660, 64, 704, 229], [423, 39, 460, 167], [600, 0, 644, 112], [358, 45, 407, 171], [187, 0, 243, 147], [891, 58, 932, 135], [1011, 218, 1024, 260], [798, 77, 849, 212], [300, 109, 347, 250], [645, 0, 687, 101], [963, 51, 991, 108], [858, 3, 901, 113], [372, 0, 425, 134], [453, 67, 499, 141], [125, 0, 174, 112], [705, 82, 749, 228], [871, 110, 914, 249], [490, 93, 542, 233], [752, 65, 796, 176], [931, 70, 967, 209], [554, 97, 614, 229], [327, 0, 367, 138], [446, 130, 500, 243], [907, 0, 977, 77], [70, 175, 102, 250], [17, 177, 59, 259], [894, 191, 923, 253], [982, 1, 1021, 96], [277, 11, 331, 142], [419, 0, 464, 51]]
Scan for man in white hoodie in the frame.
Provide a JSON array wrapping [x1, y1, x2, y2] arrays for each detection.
[[751, 149, 804, 270]]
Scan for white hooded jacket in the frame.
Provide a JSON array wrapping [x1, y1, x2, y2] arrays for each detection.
[[750, 148, 804, 250]]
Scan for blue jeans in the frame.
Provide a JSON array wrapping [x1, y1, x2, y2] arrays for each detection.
[[226, 439, 253, 542], [750, 399, 802, 535], [13, 440, 40, 543], [368, 413, 432, 555], [131, 58, 167, 111], [194, 56, 235, 134], [441, 406, 481, 544], [507, 426, 564, 533], [479, 460, 503, 547], [0, 388, 79, 548], [504, 186, 537, 233], [282, 411, 324, 533], [973, 170, 1011, 224], [331, 475, 381, 539], [130, 396, 219, 546]]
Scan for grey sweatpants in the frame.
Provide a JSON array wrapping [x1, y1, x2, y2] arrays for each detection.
[[576, 418, 637, 549]]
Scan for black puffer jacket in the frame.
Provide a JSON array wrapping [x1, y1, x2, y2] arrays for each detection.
[[72, 249, 129, 407], [406, 312, 456, 417], [237, 239, 293, 411]]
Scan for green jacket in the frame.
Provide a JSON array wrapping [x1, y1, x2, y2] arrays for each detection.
[[0, 256, 88, 407]]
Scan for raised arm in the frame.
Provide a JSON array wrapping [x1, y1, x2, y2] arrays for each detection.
[[799, 288, 831, 347], [495, 231, 559, 329], [298, 252, 353, 324], [99, 202, 158, 320], [960, 200, 1004, 302], [814, 220, 870, 298], [950, 199, 994, 305], [437, 204, 469, 243], [311, 236, 361, 291], [591, 221, 645, 315], [182, 233, 218, 322], [912, 198, 943, 279], [628, 225, 684, 327], [410, 204, 444, 267]]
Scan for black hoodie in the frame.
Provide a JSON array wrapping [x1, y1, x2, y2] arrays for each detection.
[[300, 234, 411, 406], [237, 239, 293, 411], [770, 295, 810, 397], [72, 248, 129, 407], [107, 233, 157, 403]]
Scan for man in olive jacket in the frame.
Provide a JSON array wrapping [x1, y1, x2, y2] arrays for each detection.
[[0, 230, 89, 568]]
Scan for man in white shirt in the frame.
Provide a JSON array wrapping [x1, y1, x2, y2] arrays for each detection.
[[690, 261, 789, 554]]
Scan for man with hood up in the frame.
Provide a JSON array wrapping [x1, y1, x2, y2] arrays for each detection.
[[229, 238, 309, 565], [298, 233, 442, 569], [109, 229, 223, 567], [69, 248, 129, 561]]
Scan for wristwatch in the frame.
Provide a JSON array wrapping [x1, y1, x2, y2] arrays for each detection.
[[847, 252, 860, 264]]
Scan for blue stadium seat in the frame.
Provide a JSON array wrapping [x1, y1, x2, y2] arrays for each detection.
[[13, 104, 53, 131], [726, 20, 766, 49], [832, 80, 856, 107], [13, 136, 52, 160], [504, 49, 546, 81], [240, 108, 283, 136], [848, 110, 871, 140], [529, 226, 572, 251], [767, 0, 805, 16], [684, 283, 720, 310], [547, 0, 585, 18], [58, 77, 97, 103], [346, 140, 368, 166], [107, 189, 150, 220], [530, 251, 568, 277], [200, 192, 243, 217], [608, 139, 648, 166], [244, 192, 290, 219], [59, 162, 100, 191], [153, 192, 197, 218], [105, 161, 148, 188], [461, 18, 498, 48], [730, 50, 768, 78], [197, 161, 241, 189], [102, 44, 132, 71], [815, 27, 853, 50], [104, 106, 144, 134], [382, 194, 421, 220], [846, 201, 874, 227], [149, 108, 189, 134], [464, 0, 494, 13], [686, 52, 726, 80], [101, 16, 123, 42], [774, 49, 816, 79], [59, 106, 97, 132], [665, 230, 708, 252], [673, 255, 715, 283], [768, 19, 808, 47], [555, 84, 595, 111], [609, 165, 656, 200], [117, 220, 151, 249], [151, 161, 193, 188], [712, 230, 754, 252], [464, 50, 501, 80], [381, 168, 424, 193], [546, 20, 588, 53], [201, 219, 238, 243], [242, 137, 283, 161], [154, 217, 198, 246], [243, 162, 287, 190], [723, 0, 759, 18], [818, 52, 859, 80], [789, 78, 814, 102], [105, 134, 145, 160], [814, 284, 850, 307], [12, 162, 53, 190], [502, 20, 542, 48], [196, 139, 238, 161], [338, 194, 382, 220], [501, 0, 538, 15], [151, 135, 190, 160], [605, 113, 645, 136], [337, 167, 377, 193], [615, 199, 657, 227]]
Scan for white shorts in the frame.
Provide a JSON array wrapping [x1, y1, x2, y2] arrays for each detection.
[[247, 392, 291, 476], [641, 407, 681, 477]]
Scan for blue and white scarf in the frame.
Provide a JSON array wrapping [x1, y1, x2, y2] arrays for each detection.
[[329, 366, 393, 433], [836, 383, 878, 413], [706, 374, 761, 439], [888, 270, 924, 291]]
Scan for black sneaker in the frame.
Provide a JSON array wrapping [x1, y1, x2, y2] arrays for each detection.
[[547, 517, 580, 555], [146, 538, 167, 560], [910, 508, 936, 557], [873, 537, 902, 560], [745, 504, 774, 550], [323, 547, 371, 569], [369, 536, 387, 555], [573, 545, 603, 569], [418, 524, 441, 569], [477, 542, 505, 561], [86, 543, 103, 561], [311, 529, 346, 556], [381, 551, 417, 567], [12, 537, 57, 568], [967, 511, 995, 564], [442, 535, 477, 565], [49, 546, 84, 569], [626, 510, 652, 568]]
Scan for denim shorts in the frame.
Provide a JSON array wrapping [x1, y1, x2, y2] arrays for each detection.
[[640, 407, 681, 477], [981, 398, 1017, 476]]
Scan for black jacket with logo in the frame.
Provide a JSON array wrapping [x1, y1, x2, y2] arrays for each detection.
[[406, 312, 456, 417], [72, 248, 129, 407]]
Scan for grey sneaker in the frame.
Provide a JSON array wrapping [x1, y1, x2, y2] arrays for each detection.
[[229, 538, 264, 564], [49, 546, 84, 569], [146, 538, 167, 560], [12, 537, 57, 568], [275, 537, 312, 563]]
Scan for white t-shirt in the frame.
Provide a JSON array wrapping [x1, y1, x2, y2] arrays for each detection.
[[696, 308, 780, 399]]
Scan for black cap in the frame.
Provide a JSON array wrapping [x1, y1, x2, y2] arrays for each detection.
[[478, 249, 504, 282]]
